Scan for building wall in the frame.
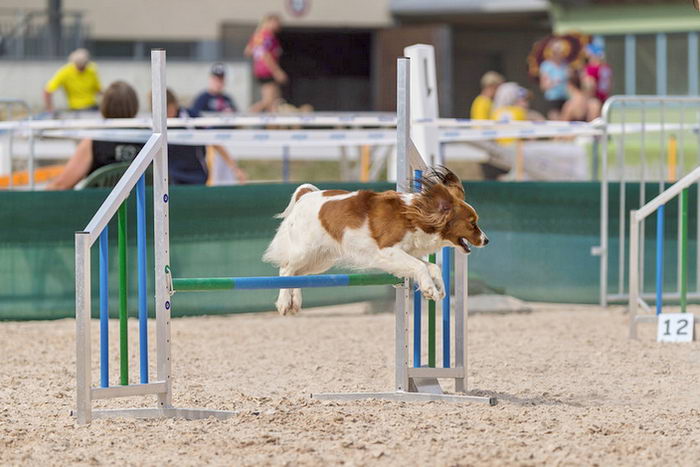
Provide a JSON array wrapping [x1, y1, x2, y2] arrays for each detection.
[[451, 26, 551, 117], [2, 0, 392, 40], [0, 60, 252, 112]]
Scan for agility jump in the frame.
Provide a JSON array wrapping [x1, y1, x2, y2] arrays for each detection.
[[74, 50, 494, 425]]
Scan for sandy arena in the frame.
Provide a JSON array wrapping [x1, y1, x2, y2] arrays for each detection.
[[1, 303, 699, 466]]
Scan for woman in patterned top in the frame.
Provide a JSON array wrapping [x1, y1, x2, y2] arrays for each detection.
[[245, 14, 287, 113]]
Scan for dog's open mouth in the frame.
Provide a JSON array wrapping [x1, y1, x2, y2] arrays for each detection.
[[458, 237, 471, 254]]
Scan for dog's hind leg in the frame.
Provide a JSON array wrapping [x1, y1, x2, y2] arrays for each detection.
[[274, 257, 335, 316], [275, 265, 301, 316]]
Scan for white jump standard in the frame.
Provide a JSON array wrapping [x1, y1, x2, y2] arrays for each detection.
[[310, 57, 494, 405]]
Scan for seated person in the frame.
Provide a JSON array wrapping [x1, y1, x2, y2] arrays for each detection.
[[560, 74, 600, 122], [470, 71, 504, 120], [165, 88, 247, 184], [491, 82, 529, 124], [48, 82, 230, 189], [48, 81, 142, 190]]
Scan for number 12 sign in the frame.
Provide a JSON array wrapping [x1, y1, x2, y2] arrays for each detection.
[[657, 313, 695, 342]]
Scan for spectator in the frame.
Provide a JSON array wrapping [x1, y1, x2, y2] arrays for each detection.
[[48, 83, 239, 189], [48, 81, 140, 190], [491, 82, 532, 146], [165, 88, 247, 184], [245, 13, 286, 113], [43, 48, 102, 113], [539, 40, 570, 120], [583, 42, 612, 103], [190, 63, 238, 115], [470, 71, 504, 120], [561, 74, 601, 122], [492, 82, 529, 123]]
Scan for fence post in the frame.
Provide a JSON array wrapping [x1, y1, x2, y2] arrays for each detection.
[[151, 49, 173, 409]]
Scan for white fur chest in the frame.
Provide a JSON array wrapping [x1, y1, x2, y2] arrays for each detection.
[[399, 229, 444, 258]]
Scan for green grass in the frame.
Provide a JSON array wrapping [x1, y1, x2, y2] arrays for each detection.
[[591, 104, 700, 178]]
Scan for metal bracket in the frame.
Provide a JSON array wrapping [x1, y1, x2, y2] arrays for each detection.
[[164, 265, 175, 296]]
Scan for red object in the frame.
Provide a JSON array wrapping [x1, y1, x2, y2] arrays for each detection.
[[252, 29, 282, 79], [585, 62, 613, 102]]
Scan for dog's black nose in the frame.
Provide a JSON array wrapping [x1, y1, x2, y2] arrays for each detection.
[[483, 237, 490, 245]]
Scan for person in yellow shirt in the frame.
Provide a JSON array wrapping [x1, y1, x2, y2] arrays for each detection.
[[470, 71, 504, 120], [43, 48, 102, 113], [491, 82, 530, 145]]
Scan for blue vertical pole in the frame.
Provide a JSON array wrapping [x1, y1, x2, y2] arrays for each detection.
[[689, 32, 699, 95], [413, 285, 421, 368], [99, 227, 109, 388], [656, 205, 665, 315], [413, 170, 422, 368], [282, 146, 290, 182], [136, 174, 149, 384], [441, 247, 451, 368], [625, 34, 636, 95], [656, 33, 667, 96]]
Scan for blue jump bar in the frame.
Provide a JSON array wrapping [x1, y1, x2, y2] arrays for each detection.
[[172, 273, 402, 292], [136, 174, 149, 384], [99, 227, 109, 388]]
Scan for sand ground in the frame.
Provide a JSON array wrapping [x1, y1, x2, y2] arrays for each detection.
[[1, 303, 699, 466]]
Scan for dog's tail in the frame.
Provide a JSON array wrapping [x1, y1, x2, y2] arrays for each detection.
[[264, 184, 319, 266], [275, 183, 319, 219]]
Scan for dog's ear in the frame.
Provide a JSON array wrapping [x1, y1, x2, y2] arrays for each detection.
[[427, 184, 454, 225], [434, 166, 464, 199]]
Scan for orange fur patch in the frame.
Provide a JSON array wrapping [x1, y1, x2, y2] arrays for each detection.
[[322, 189, 350, 197], [319, 190, 413, 248], [295, 187, 314, 201]]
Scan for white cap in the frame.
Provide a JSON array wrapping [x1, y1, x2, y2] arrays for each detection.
[[69, 48, 90, 67]]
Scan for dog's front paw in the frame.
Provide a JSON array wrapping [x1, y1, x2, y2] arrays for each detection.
[[425, 263, 446, 299], [433, 276, 446, 300], [418, 277, 444, 302]]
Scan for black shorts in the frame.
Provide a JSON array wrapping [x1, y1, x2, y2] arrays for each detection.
[[256, 76, 276, 85], [546, 98, 567, 112]]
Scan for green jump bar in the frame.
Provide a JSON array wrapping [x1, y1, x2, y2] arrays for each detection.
[[173, 273, 403, 292]]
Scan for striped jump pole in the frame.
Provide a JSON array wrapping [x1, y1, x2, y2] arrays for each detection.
[[680, 189, 689, 313], [172, 273, 403, 292], [136, 174, 149, 384], [413, 170, 422, 368], [442, 247, 451, 368], [118, 200, 129, 386], [656, 205, 665, 315], [99, 227, 109, 388], [428, 253, 436, 367]]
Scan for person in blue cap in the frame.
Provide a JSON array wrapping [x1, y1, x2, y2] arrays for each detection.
[[583, 42, 612, 103]]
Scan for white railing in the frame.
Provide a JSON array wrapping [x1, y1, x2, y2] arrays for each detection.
[[596, 95, 700, 307], [628, 164, 700, 338]]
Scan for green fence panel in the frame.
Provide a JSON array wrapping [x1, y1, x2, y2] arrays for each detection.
[[1, 182, 694, 320]]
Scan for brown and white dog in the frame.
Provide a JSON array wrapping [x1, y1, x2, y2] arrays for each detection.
[[263, 167, 488, 315]]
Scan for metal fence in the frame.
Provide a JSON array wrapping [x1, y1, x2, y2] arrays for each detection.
[[596, 95, 700, 307]]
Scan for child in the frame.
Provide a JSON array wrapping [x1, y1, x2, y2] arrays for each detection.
[[583, 42, 612, 103], [470, 71, 504, 120]]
